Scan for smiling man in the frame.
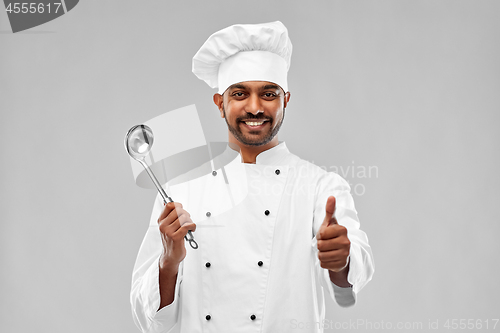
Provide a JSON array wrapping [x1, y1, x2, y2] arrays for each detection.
[[131, 21, 374, 333], [214, 81, 289, 162]]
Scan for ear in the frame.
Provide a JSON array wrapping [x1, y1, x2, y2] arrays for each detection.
[[213, 94, 224, 118], [284, 92, 291, 109]]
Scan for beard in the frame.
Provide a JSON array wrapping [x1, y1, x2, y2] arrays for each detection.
[[223, 106, 285, 147]]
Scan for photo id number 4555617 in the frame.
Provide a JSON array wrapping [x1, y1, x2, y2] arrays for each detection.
[[5, 2, 62, 14], [442, 318, 499, 330]]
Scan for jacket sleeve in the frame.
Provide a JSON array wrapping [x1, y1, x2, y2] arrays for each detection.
[[312, 172, 375, 307], [130, 193, 184, 333]]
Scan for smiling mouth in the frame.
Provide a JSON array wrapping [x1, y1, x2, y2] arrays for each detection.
[[244, 121, 266, 126], [240, 119, 269, 126]]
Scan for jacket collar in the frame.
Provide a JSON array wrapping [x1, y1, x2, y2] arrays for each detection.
[[255, 142, 290, 165], [222, 141, 291, 166]]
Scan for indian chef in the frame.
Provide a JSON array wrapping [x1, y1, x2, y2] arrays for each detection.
[[130, 21, 374, 333]]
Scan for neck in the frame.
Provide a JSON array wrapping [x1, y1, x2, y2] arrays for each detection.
[[228, 135, 279, 164]]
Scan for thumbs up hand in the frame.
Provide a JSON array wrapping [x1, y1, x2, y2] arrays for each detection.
[[317, 196, 351, 273]]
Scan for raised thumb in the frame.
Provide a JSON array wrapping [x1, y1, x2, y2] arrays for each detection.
[[322, 196, 337, 226]]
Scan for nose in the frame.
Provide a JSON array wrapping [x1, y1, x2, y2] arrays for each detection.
[[244, 93, 263, 115]]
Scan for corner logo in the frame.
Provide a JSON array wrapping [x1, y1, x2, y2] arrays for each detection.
[[3, 0, 79, 33]]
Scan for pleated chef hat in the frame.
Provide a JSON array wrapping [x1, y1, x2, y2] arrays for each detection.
[[192, 21, 292, 94]]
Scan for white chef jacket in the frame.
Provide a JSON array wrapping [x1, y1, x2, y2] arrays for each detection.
[[130, 142, 374, 333]]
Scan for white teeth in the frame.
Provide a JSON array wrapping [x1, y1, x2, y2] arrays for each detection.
[[245, 121, 264, 126]]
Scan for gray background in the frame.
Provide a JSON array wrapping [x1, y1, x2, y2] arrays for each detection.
[[1, 0, 499, 332]]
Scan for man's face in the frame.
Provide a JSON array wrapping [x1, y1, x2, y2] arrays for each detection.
[[215, 81, 290, 147]]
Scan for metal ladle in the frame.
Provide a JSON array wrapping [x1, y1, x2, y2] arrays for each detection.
[[124, 124, 198, 249]]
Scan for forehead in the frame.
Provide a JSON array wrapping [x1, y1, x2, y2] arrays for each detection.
[[227, 81, 282, 92]]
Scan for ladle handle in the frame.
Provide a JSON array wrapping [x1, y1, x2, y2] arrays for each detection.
[[162, 198, 198, 250], [139, 160, 198, 250]]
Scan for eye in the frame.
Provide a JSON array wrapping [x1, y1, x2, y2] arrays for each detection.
[[231, 91, 245, 97], [263, 92, 277, 99]]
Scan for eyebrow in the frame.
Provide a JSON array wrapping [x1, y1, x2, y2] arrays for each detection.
[[228, 83, 281, 91], [229, 84, 248, 90], [262, 84, 280, 91]]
